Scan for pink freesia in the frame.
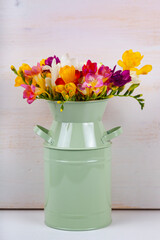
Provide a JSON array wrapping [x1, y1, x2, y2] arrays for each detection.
[[79, 73, 104, 94], [24, 63, 42, 77], [98, 65, 112, 85], [21, 84, 36, 104]]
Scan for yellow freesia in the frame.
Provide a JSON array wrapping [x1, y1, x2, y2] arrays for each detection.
[[55, 82, 77, 100], [13, 64, 33, 87], [14, 76, 24, 87], [55, 85, 65, 93], [40, 59, 46, 66], [118, 49, 152, 75], [34, 74, 50, 97], [59, 65, 75, 84], [118, 50, 143, 70], [45, 72, 51, 78], [65, 82, 76, 97], [18, 64, 31, 74], [133, 65, 152, 75]]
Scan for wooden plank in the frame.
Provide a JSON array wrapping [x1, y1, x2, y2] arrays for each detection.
[[0, 0, 160, 208]]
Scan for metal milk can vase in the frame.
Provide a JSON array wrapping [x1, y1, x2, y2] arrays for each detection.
[[34, 100, 122, 230]]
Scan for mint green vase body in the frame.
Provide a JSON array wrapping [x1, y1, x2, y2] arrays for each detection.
[[34, 100, 122, 230]]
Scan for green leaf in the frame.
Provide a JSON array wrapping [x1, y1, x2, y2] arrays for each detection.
[[19, 69, 27, 84], [138, 98, 145, 102], [140, 102, 145, 110], [134, 94, 143, 98], [117, 86, 125, 94], [124, 84, 140, 96], [128, 84, 140, 92], [96, 86, 107, 99], [91, 93, 97, 99], [124, 90, 129, 96]]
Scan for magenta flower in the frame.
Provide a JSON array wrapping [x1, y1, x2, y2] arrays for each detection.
[[45, 55, 60, 67], [21, 84, 36, 104], [98, 65, 112, 85], [78, 73, 104, 95], [82, 60, 97, 76], [24, 63, 42, 77], [110, 69, 131, 87], [83, 73, 103, 88]]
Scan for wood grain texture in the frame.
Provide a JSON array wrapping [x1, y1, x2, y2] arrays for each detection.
[[0, 0, 160, 208]]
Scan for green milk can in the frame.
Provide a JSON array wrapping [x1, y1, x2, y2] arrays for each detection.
[[34, 100, 122, 230]]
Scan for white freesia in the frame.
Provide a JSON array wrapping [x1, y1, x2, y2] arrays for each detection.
[[60, 53, 83, 71], [130, 70, 140, 84], [45, 77, 52, 88], [42, 58, 60, 87]]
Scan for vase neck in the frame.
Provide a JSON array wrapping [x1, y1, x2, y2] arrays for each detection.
[[48, 100, 107, 123]]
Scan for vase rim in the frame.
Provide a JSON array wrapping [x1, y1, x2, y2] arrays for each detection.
[[47, 99, 108, 104]]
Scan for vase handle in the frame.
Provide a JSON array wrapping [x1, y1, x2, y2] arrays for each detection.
[[101, 126, 122, 143], [34, 125, 54, 144]]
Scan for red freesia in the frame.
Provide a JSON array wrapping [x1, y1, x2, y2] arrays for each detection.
[[74, 70, 82, 84], [82, 60, 97, 76], [55, 78, 65, 85]]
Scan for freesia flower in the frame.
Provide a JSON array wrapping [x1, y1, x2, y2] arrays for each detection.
[[118, 49, 152, 75], [40, 59, 46, 66], [75, 70, 82, 84], [24, 63, 42, 77], [19, 64, 31, 73], [21, 84, 37, 104], [82, 60, 97, 76], [78, 73, 104, 95], [110, 69, 131, 87], [65, 82, 77, 97], [60, 53, 83, 70], [13, 64, 32, 87], [82, 73, 104, 88], [129, 70, 140, 84], [55, 82, 76, 100], [98, 65, 112, 78], [98, 65, 112, 85], [42, 54, 82, 87], [42, 59, 61, 87], [34, 74, 48, 95], [14, 76, 24, 87], [55, 78, 65, 85], [118, 50, 143, 70], [59, 65, 76, 84], [45, 55, 60, 67]]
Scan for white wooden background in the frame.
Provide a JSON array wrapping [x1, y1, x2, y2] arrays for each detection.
[[0, 0, 160, 209]]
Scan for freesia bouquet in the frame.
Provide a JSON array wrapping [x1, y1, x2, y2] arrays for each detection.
[[11, 50, 152, 111]]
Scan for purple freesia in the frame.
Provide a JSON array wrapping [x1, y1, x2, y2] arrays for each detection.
[[110, 66, 131, 87], [45, 55, 60, 67]]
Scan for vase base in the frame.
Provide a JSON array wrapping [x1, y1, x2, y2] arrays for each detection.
[[44, 210, 112, 231]]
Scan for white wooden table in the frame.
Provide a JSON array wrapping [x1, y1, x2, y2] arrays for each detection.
[[1, 210, 160, 240]]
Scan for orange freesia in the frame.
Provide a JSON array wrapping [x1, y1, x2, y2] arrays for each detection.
[[59, 65, 75, 84]]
